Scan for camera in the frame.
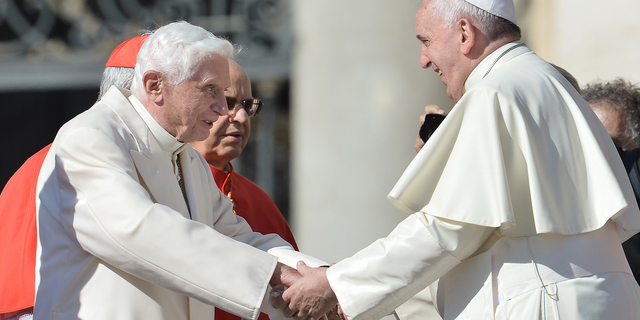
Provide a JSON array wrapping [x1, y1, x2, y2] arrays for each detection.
[[419, 113, 446, 143]]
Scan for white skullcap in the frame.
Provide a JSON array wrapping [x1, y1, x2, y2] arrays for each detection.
[[464, 0, 517, 24]]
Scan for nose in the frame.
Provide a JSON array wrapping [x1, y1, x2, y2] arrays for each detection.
[[213, 97, 228, 115], [420, 47, 431, 69], [228, 105, 249, 122]]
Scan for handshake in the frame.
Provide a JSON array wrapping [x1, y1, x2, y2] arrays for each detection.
[[270, 261, 346, 320]]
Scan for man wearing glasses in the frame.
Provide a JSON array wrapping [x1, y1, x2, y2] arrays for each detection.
[[190, 60, 300, 320]]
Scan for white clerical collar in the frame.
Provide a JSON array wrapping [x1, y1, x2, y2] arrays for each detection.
[[463, 41, 528, 95], [128, 94, 184, 155]]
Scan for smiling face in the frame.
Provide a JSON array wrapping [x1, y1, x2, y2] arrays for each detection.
[[153, 54, 230, 143], [189, 60, 253, 170], [415, 0, 470, 102]]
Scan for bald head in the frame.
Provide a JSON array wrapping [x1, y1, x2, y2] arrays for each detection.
[[227, 60, 252, 100]]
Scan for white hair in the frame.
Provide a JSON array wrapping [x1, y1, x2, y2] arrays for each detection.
[[98, 67, 136, 100], [130, 21, 237, 98], [429, 0, 520, 41]]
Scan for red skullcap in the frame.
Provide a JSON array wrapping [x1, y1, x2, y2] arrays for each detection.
[[105, 35, 148, 68]]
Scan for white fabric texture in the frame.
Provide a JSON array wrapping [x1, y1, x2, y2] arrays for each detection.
[[493, 273, 640, 320], [393, 285, 441, 320], [463, 0, 517, 24], [439, 221, 637, 319], [327, 213, 493, 320], [267, 246, 328, 268]]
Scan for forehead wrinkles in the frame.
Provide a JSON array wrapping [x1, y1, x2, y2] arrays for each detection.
[[192, 55, 229, 83]]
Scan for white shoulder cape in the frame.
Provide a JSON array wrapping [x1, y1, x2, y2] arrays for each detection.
[[388, 43, 640, 237]]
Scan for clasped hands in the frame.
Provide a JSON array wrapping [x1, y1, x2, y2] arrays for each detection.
[[271, 261, 344, 320]]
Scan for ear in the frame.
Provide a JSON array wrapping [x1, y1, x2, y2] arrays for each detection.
[[143, 70, 164, 104], [457, 18, 475, 55]]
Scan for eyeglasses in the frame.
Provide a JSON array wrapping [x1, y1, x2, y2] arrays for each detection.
[[225, 96, 263, 117]]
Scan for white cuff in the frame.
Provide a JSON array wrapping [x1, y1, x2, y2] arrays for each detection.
[[267, 246, 328, 268], [326, 213, 461, 320]]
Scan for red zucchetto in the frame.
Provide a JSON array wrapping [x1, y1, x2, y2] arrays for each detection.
[[105, 35, 148, 68]]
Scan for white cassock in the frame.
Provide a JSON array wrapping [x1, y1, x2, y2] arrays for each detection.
[[34, 86, 325, 320], [326, 42, 640, 320]]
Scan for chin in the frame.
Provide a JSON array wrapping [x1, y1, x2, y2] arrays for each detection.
[[448, 89, 462, 102], [216, 145, 243, 158]]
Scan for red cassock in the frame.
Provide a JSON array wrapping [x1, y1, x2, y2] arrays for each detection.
[[209, 163, 298, 320], [0, 144, 51, 313]]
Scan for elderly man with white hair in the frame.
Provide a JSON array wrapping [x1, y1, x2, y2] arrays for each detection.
[[34, 21, 324, 320], [273, 0, 640, 319]]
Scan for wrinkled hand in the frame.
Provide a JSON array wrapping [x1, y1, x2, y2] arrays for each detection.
[[272, 261, 338, 320], [415, 105, 446, 152], [271, 262, 302, 288], [331, 303, 347, 320]]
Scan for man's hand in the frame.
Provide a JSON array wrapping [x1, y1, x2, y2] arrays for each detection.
[[415, 105, 446, 152], [272, 261, 338, 320], [331, 303, 347, 320], [271, 262, 302, 288]]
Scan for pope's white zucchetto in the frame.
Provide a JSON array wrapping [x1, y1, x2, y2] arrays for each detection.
[[464, 0, 517, 24]]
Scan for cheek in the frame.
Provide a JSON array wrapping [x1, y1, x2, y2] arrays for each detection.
[[188, 95, 211, 116], [176, 101, 197, 122], [243, 122, 251, 142], [241, 116, 251, 132]]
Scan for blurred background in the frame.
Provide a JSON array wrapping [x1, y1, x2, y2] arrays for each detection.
[[1, 0, 639, 264]]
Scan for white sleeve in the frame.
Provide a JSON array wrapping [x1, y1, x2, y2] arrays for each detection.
[[326, 212, 495, 320], [267, 246, 329, 268], [40, 127, 282, 319]]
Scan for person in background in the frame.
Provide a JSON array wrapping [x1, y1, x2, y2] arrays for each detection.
[[273, 0, 640, 319], [551, 63, 581, 95], [582, 78, 640, 284], [582, 78, 640, 151], [0, 34, 147, 320], [189, 56, 299, 320], [34, 21, 323, 320]]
